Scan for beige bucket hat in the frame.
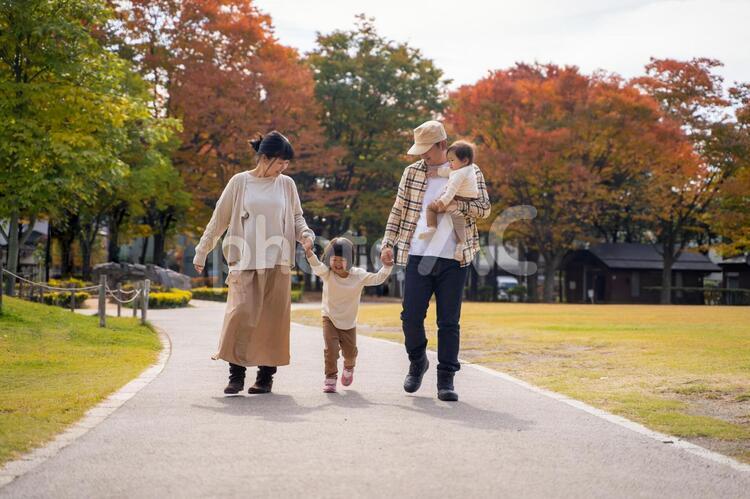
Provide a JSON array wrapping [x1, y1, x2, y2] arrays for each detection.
[[407, 120, 447, 155]]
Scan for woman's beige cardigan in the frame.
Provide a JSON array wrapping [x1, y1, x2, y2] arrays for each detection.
[[192, 171, 315, 271]]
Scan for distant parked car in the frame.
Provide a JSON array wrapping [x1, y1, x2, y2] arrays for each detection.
[[497, 276, 519, 301]]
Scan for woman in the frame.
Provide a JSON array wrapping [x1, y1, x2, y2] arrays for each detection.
[[193, 131, 315, 395]]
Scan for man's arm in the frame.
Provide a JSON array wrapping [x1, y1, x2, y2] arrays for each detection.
[[454, 166, 491, 219], [381, 168, 409, 248]]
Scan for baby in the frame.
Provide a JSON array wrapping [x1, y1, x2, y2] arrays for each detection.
[[305, 237, 393, 393], [418, 140, 479, 260]]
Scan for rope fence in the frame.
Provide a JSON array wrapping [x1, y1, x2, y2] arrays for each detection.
[[0, 259, 150, 327]]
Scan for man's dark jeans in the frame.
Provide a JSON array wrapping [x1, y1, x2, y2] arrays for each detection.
[[401, 255, 468, 373]]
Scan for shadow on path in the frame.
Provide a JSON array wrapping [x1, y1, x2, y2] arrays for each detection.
[[192, 390, 532, 432]]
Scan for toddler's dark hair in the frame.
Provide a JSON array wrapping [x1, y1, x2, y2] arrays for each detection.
[[322, 237, 354, 271], [249, 130, 294, 161], [447, 140, 475, 165]]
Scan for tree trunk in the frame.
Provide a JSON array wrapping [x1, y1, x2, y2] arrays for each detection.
[[153, 231, 165, 267], [4, 211, 19, 296], [140, 236, 149, 264], [660, 252, 674, 305], [526, 249, 540, 302], [44, 220, 51, 282], [54, 215, 79, 277], [106, 205, 127, 263], [542, 254, 560, 303], [80, 237, 92, 281]]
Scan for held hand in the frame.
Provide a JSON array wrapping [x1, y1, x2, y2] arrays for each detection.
[[380, 246, 394, 266], [302, 237, 314, 253], [445, 201, 458, 212], [430, 200, 447, 213], [194, 264, 204, 274]]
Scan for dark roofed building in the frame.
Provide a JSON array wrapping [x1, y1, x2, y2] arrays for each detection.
[[561, 243, 720, 304], [718, 254, 750, 305]]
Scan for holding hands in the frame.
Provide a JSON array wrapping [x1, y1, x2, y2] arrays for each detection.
[[429, 199, 447, 213], [380, 245, 394, 267], [302, 237, 314, 256]]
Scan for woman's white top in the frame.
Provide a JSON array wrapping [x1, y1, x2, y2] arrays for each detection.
[[229, 173, 290, 271]]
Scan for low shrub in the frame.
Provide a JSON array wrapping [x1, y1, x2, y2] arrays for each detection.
[[48, 277, 91, 289], [41, 291, 91, 308], [124, 289, 192, 309], [191, 287, 228, 302]]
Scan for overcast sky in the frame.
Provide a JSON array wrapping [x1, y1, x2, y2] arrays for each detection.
[[254, 0, 750, 89]]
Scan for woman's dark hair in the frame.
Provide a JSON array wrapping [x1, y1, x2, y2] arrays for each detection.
[[447, 140, 475, 165], [249, 130, 294, 161], [322, 237, 354, 270]]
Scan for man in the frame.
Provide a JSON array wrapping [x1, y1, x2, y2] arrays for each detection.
[[380, 120, 491, 401]]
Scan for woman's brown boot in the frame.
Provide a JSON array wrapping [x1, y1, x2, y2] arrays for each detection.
[[248, 366, 276, 394], [224, 363, 246, 395]]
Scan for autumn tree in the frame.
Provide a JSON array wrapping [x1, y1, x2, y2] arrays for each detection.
[[633, 58, 741, 303], [447, 63, 694, 302], [307, 15, 448, 240], [0, 0, 142, 285], [116, 0, 329, 268]]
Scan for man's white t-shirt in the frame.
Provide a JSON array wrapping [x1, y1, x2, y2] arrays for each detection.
[[409, 162, 458, 260]]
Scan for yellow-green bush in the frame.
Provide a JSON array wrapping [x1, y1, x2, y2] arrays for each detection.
[[48, 277, 91, 289], [124, 289, 191, 309], [191, 287, 303, 303], [191, 287, 228, 302], [41, 291, 91, 308]]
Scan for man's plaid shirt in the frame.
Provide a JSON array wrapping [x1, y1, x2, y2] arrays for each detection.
[[382, 159, 491, 267]]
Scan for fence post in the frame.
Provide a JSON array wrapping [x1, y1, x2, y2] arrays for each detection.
[[70, 287, 75, 312], [98, 275, 106, 328], [141, 279, 151, 324], [133, 282, 139, 318], [117, 283, 122, 317], [141, 279, 150, 325], [0, 259, 4, 315]]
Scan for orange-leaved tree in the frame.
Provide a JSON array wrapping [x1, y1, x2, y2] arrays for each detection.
[[447, 63, 695, 302]]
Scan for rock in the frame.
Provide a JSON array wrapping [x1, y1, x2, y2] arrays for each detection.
[[92, 262, 192, 290]]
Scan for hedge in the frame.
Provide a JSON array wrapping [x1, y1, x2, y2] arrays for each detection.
[[42, 291, 91, 308], [190, 287, 303, 303], [191, 287, 229, 302], [124, 289, 192, 309], [48, 277, 91, 289]]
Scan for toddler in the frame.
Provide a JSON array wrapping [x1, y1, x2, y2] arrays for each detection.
[[305, 237, 393, 393], [419, 140, 480, 260]]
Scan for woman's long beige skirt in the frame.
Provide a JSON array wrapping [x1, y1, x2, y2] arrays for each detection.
[[212, 265, 291, 367]]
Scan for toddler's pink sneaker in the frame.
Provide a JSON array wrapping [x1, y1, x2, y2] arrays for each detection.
[[323, 377, 337, 393], [341, 367, 354, 387]]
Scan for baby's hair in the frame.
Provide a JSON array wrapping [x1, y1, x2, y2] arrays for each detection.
[[322, 237, 355, 271], [447, 140, 475, 165]]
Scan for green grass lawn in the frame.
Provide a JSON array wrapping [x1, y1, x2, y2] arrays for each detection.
[[0, 296, 161, 466], [292, 302, 750, 463]]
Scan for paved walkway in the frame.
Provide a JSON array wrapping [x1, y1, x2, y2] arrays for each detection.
[[2, 300, 749, 498]]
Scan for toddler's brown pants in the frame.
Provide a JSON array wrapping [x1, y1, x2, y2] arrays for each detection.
[[323, 316, 358, 377]]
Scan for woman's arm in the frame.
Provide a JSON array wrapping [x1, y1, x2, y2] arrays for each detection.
[[453, 167, 491, 219], [360, 263, 394, 287], [290, 179, 315, 243], [193, 176, 237, 268]]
